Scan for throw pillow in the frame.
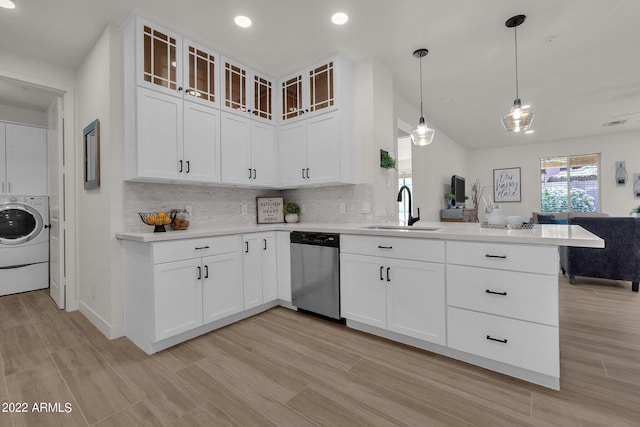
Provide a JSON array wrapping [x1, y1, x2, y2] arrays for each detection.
[[537, 214, 556, 224], [552, 217, 568, 225]]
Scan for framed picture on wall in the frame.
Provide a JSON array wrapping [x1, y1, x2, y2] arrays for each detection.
[[493, 167, 521, 202], [83, 119, 100, 190]]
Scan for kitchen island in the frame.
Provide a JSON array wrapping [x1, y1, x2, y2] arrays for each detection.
[[117, 222, 603, 389]]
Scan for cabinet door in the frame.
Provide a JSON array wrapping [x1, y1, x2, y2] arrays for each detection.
[[279, 71, 305, 122], [136, 87, 182, 180], [386, 259, 445, 345], [183, 100, 220, 183], [242, 234, 263, 309], [250, 121, 276, 186], [137, 17, 183, 97], [4, 124, 48, 195], [278, 121, 307, 187], [220, 111, 251, 184], [202, 252, 243, 323], [154, 258, 203, 341], [340, 253, 387, 329], [251, 71, 274, 123], [261, 233, 278, 303], [221, 57, 250, 115], [308, 58, 336, 115], [183, 40, 219, 108], [306, 111, 340, 184], [276, 231, 291, 303]]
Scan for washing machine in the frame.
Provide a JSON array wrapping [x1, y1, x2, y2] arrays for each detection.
[[0, 195, 49, 296]]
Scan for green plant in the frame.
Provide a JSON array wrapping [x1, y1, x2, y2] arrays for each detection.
[[541, 187, 596, 213], [380, 152, 396, 169], [444, 193, 455, 201], [283, 202, 300, 214], [631, 205, 640, 214]]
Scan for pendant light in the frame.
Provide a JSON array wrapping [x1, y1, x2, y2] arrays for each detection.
[[410, 48, 435, 146], [501, 15, 534, 133]]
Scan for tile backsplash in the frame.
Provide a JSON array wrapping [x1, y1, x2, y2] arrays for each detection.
[[123, 182, 387, 232]]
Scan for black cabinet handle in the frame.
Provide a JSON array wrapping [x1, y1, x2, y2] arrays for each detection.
[[306, 168, 310, 179], [486, 335, 508, 344], [253, 169, 257, 179], [245, 241, 249, 253], [179, 160, 183, 173], [44, 224, 52, 229], [197, 266, 202, 280], [249, 168, 252, 179], [253, 110, 258, 116], [301, 168, 305, 179], [186, 160, 190, 173], [486, 290, 508, 296], [379, 266, 384, 281], [377, 245, 393, 249], [263, 238, 267, 250], [177, 86, 183, 92], [195, 246, 210, 250], [485, 254, 507, 259], [386, 267, 391, 282], [204, 265, 209, 279]]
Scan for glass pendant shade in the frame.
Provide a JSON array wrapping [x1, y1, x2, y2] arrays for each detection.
[[411, 116, 435, 146], [502, 98, 534, 132]]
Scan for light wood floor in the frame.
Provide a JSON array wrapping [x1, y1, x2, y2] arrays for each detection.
[[1, 274, 639, 427]]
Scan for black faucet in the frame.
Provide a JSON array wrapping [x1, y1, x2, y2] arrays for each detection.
[[397, 185, 420, 226]]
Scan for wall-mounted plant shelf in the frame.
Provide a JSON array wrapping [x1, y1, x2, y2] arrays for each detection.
[[380, 149, 396, 169]]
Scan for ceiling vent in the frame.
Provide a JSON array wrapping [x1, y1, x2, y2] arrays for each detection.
[[603, 119, 628, 127]]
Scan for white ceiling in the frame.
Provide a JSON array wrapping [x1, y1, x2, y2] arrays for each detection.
[[1, 0, 639, 149]]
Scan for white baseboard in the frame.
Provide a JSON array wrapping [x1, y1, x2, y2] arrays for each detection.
[[78, 301, 124, 340]]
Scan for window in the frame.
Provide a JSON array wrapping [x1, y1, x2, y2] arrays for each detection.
[[540, 153, 600, 213]]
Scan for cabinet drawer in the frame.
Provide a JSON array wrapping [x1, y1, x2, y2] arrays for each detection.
[[341, 235, 444, 263], [153, 235, 241, 264], [447, 265, 558, 326], [446, 241, 558, 275], [448, 307, 559, 377]]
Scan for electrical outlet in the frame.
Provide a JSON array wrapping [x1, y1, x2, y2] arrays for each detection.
[[361, 202, 371, 214], [339, 202, 347, 214], [241, 203, 248, 215]]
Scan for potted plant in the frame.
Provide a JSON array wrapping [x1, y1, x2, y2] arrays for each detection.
[[631, 205, 640, 217], [444, 193, 455, 209], [283, 202, 301, 223], [380, 151, 396, 169]]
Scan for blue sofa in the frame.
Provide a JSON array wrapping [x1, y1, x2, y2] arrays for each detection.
[[558, 217, 640, 292]]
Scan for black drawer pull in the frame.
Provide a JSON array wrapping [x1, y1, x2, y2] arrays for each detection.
[[379, 266, 384, 281], [486, 335, 508, 344], [245, 241, 249, 253], [377, 245, 393, 249], [486, 290, 508, 296], [485, 254, 507, 259], [386, 267, 391, 282], [195, 246, 210, 250], [204, 265, 209, 279]]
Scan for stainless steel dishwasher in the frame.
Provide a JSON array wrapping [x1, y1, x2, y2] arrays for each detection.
[[290, 231, 341, 320]]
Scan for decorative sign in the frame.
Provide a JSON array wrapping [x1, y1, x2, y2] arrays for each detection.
[[256, 197, 284, 224], [493, 167, 521, 202]]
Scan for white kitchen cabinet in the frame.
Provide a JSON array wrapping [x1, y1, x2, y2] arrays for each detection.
[[1, 122, 48, 195], [341, 236, 446, 345], [154, 258, 203, 341], [202, 252, 243, 323], [276, 231, 292, 303], [124, 16, 221, 184], [221, 56, 274, 125], [220, 111, 276, 186], [242, 232, 278, 310]]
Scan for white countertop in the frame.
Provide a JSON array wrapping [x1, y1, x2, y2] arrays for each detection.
[[116, 222, 604, 248]]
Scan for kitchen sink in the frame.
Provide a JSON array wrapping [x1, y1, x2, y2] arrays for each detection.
[[363, 225, 440, 231]]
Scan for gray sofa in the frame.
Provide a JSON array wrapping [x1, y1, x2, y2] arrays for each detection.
[[558, 217, 640, 292]]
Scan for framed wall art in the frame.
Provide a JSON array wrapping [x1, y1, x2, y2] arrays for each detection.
[[83, 119, 100, 190], [256, 197, 284, 223], [493, 167, 521, 202]]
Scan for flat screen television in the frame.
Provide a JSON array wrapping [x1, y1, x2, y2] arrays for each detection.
[[451, 175, 465, 206]]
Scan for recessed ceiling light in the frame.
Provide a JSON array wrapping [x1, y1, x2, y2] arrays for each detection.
[[234, 15, 252, 28], [0, 0, 16, 9], [331, 12, 348, 25]]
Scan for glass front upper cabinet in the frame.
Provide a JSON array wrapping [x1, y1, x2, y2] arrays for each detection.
[[279, 57, 337, 122], [184, 40, 219, 108], [253, 73, 273, 121], [309, 61, 334, 113], [223, 59, 248, 113], [139, 20, 182, 95]]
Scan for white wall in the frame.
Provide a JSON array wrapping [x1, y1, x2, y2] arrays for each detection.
[[467, 129, 640, 219], [76, 25, 124, 338], [394, 95, 468, 221]]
